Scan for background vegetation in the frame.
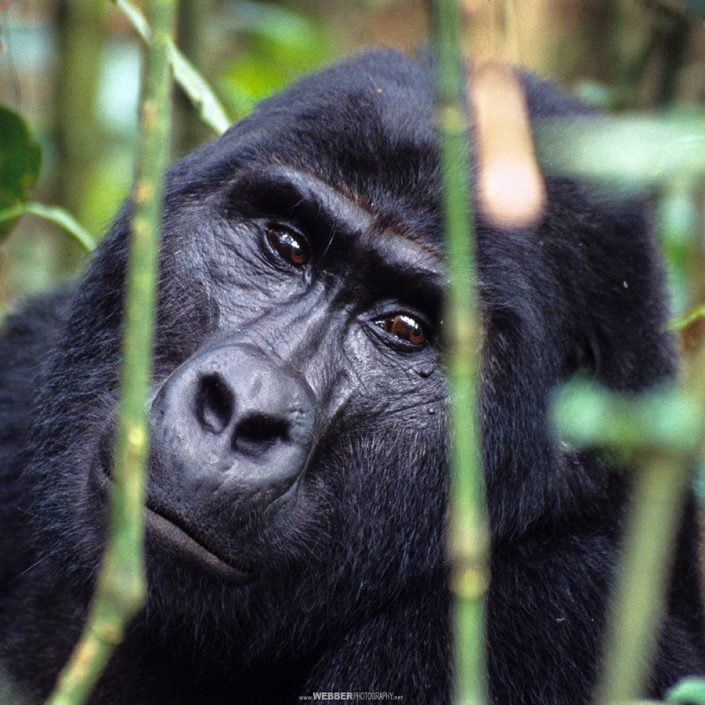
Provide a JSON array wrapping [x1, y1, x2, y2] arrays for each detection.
[[3, 0, 705, 346]]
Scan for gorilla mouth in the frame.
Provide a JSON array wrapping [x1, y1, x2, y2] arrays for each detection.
[[144, 501, 253, 583], [93, 450, 252, 583]]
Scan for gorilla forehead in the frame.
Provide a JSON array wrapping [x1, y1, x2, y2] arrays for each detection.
[[168, 50, 442, 245]]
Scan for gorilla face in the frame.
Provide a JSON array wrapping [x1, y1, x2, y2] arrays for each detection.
[[91, 166, 448, 590], [20, 49, 672, 630]]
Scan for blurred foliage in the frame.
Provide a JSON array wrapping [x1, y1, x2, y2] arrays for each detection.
[[553, 379, 702, 460], [668, 677, 705, 703], [221, 1, 338, 117], [536, 113, 705, 188], [114, 0, 230, 133], [0, 106, 41, 238]]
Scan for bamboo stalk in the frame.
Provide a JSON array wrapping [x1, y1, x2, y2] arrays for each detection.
[[430, 2, 489, 705], [594, 454, 694, 705], [44, 2, 175, 704]]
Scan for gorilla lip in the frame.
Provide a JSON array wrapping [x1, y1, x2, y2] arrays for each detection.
[[93, 456, 252, 583], [144, 504, 253, 583]]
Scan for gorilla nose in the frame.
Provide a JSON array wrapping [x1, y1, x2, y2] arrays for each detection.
[[150, 344, 317, 496], [195, 372, 291, 458]]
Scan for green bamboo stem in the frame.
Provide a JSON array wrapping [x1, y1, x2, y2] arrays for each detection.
[[430, 2, 489, 705], [594, 454, 694, 705], [44, 2, 175, 704]]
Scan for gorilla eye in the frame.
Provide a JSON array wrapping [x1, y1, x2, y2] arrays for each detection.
[[266, 224, 310, 267], [375, 314, 427, 347]]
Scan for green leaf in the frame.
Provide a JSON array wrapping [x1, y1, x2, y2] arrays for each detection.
[[668, 677, 705, 703], [0, 202, 95, 252], [0, 106, 41, 238], [168, 46, 230, 134], [552, 379, 703, 458], [535, 112, 705, 189], [113, 0, 230, 134]]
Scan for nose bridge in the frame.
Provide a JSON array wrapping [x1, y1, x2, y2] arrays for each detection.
[[242, 288, 334, 371]]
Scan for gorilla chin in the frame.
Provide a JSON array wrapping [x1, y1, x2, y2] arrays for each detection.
[[0, 48, 703, 705]]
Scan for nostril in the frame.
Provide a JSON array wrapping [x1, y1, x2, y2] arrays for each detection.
[[233, 414, 289, 458], [195, 373, 235, 434]]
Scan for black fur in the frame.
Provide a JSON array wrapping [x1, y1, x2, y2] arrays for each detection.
[[0, 49, 702, 705]]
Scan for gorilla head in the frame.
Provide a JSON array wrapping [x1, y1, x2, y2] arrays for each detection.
[[0, 49, 701, 705]]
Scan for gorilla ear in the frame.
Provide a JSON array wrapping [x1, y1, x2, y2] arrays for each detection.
[[583, 207, 677, 393]]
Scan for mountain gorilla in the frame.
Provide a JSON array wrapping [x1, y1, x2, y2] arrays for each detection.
[[0, 49, 703, 705]]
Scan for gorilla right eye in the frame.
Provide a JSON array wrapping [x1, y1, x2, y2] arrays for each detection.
[[265, 223, 310, 267], [375, 313, 428, 347]]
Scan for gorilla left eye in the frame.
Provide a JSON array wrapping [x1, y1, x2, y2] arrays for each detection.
[[375, 314, 428, 347], [266, 224, 310, 267]]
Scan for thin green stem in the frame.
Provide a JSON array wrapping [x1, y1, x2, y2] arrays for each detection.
[[0, 202, 95, 252], [113, 0, 229, 134], [430, 2, 489, 705], [594, 454, 694, 705], [594, 190, 705, 705], [43, 2, 175, 704]]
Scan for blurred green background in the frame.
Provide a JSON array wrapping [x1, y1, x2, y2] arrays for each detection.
[[2, 0, 705, 328]]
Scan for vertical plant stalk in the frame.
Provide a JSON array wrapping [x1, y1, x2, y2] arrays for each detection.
[[430, 2, 489, 705], [594, 187, 705, 705], [54, 0, 106, 229], [593, 454, 693, 705], [44, 2, 176, 705]]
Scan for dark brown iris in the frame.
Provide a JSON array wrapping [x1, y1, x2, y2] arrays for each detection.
[[266, 225, 310, 266], [377, 314, 427, 347]]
